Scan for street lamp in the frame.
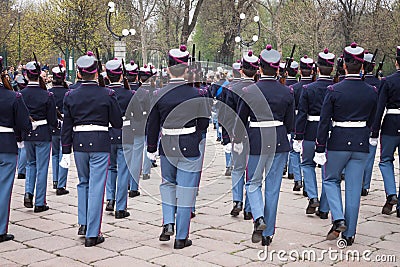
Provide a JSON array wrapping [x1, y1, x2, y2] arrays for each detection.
[[235, 12, 261, 48], [106, 1, 136, 41]]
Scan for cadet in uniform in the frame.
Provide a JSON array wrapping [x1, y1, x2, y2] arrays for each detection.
[[286, 61, 299, 86], [69, 71, 83, 90], [147, 45, 209, 249], [234, 45, 294, 246], [314, 43, 377, 245], [60, 51, 122, 247], [361, 51, 381, 197], [125, 60, 140, 91], [21, 61, 58, 212], [294, 50, 334, 218], [0, 58, 31, 242], [49, 65, 69, 195], [371, 46, 400, 217], [104, 58, 133, 218]]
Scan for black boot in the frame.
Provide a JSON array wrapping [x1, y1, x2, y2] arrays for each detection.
[[174, 238, 192, 249], [0, 233, 14, 243], [244, 211, 253, 220], [224, 167, 232, 176], [85, 236, 105, 247], [115, 210, 130, 219], [17, 173, 25, 180], [288, 173, 294, 180], [306, 198, 320, 214], [159, 224, 174, 241], [382, 194, 398, 215], [56, 188, 69, 196], [342, 235, 355, 246], [326, 219, 346, 240], [315, 209, 328, 219], [252, 217, 267, 243], [78, 225, 87, 236], [24, 193, 33, 208], [261, 236, 273, 246], [361, 188, 369, 196], [129, 190, 140, 198], [105, 200, 115, 211], [53, 181, 58, 189], [230, 201, 243, 216], [142, 174, 150, 180], [293, 181, 303, 191], [34, 205, 49, 213]]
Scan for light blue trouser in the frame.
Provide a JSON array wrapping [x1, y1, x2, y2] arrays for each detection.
[[51, 136, 68, 188], [0, 153, 16, 235], [160, 155, 201, 239], [17, 147, 27, 175], [74, 152, 109, 238], [379, 135, 400, 204], [288, 133, 302, 181], [362, 144, 377, 190], [128, 135, 146, 191], [246, 152, 288, 237], [301, 140, 329, 212], [324, 150, 367, 237], [192, 132, 207, 213], [231, 149, 250, 212], [106, 144, 130, 211], [25, 141, 51, 206], [142, 146, 152, 175]]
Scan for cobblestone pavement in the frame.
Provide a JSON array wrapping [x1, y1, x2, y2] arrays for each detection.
[[1, 130, 399, 266]]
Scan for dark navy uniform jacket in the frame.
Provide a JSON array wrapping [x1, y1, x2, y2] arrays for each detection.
[[129, 82, 141, 92], [316, 75, 378, 153], [372, 70, 400, 138], [69, 80, 83, 90], [126, 83, 151, 137], [20, 83, 58, 142], [295, 77, 332, 141], [285, 77, 298, 87], [61, 81, 123, 154], [235, 76, 295, 154], [147, 78, 209, 158], [0, 84, 32, 154], [107, 83, 135, 144], [364, 74, 381, 88], [49, 85, 69, 136], [290, 77, 313, 113]]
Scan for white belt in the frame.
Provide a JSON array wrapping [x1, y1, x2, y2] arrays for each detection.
[[332, 121, 366, 128], [32, 119, 47, 127], [249, 121, 283, 128], [386, 109, 400, 115], [161, 126, 196, 135], [73, 125, 109, 132], [307, 115, 320, 122], [0, 126, 14, 133]]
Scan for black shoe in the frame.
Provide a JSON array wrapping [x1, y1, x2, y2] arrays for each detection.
[[85, 236, 105, 247], [315, 209, 329, 219], [174, 238, 192, 249], [53, 181, 58, 189], [213, 124, 217, 129], [115, 210, 130, 219], [361, 189, 369, 196], [191, 212, 196, 218], [56, 188, 69, 196], [306, 198, 320, 214], [261, 236, 273, 246], [216, 137, 221, 142], [17, 173, 25, 180], [293, 181, 303, 191], [397, 209, 400, 218], [244, 211, 253, 220], [34, 205, 49, 213], [382, 194, 398, 215], [342, 235, 354, 246], [283, 164, 287, 176], [230, 201, 243, 216], [341, 174, 345, 180], [288, 173, 294, 180], [224, 167, 232, 176], [78, 225, 87, 236], [327, 220, 346, 240], [151, 161, 158, 168], [303, 188, 308, 198], [142, 174, 150, 180], [24, 192, 33, 208], [252, 217, 267, 243], [0, 233, 14, 243], [129, 190, 140, 198], [159, 224, 174, 241], [105, 200, 115, 211]]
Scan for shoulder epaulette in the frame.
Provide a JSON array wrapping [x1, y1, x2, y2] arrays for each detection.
[[108, 89, 115, 96], [48, 91, 54, 97], [15, 92, 22, 98], [327, 85, 334, 91], [65, 89, 72, 96]]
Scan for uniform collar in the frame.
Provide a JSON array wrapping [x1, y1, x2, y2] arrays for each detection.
[[169, 78, 185, 84], [81, 80, 98, 85], [318, 75, 332, 81], [242, 77, 254, 81], [107, 82, 123, 88], [141, 82, 151, 85], [287, 77, 297, 80], [345, 74, 362, 80], [259, 75, 276, 81], [233, 78, 241, 81], [301, 77, 312, 81], [28, 81, 39, 85]]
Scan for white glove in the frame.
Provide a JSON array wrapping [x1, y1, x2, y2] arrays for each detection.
[[313, 152, 327, 166], [58, 119, 63, 128], [293, 140, 302, 153], [59, 154, 71, 169], [147, 151, 157, 161], [17, 142, 24, 149], [31, 121, 38, 131], [224, 143, 232, 153], [369, 138, 378, 146], [287, 134, 292, 142], [233, 142, 243, 155]]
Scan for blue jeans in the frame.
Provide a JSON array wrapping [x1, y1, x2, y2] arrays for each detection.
[[17, 147, 27, 175], [246, 152, 288, 236], [25, 141, 51, 206], [362, 144, 377, 190], [0, 153, 16, 234], [160, 155, 201, 239], [379, 135, 400, 201], [324, 150, 367, 237], [74, 152, 109, 238], [128, 135, 146, 191], [51, 136, 68, 188], [231, 149, 250, 212]]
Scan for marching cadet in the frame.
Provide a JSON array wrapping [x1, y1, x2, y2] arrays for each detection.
[[293, 49, 335, 218], [289, 56, 313, 193], [127, 64, 156, 198], [0, 58, 31, 242], [60, 51, 122, 247], [16, 74, 28, 180], [361, 51, 381, 197], [125, 60, 140, 91], [147, 45, 209, 249], [286, 61, 299, 86], [234, 45, 294, 246], [314, 43, 377, 245], [21, 61, 58, 212], [104, 58, 133, 218], [222, 52, 257, 220], [371, 46, 400, 218], [69, 71, 83, 90], [49, 65, 69, 195]]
